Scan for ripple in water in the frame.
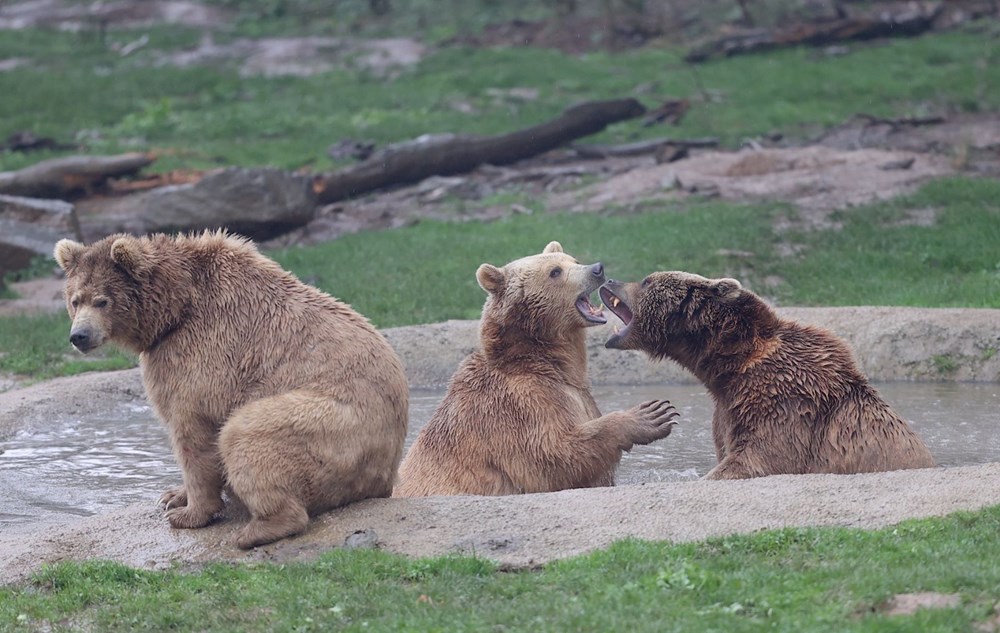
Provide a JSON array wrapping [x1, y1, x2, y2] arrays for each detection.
[[1, 383, 997, 533]]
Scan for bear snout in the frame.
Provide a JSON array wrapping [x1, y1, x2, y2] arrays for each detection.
[[70, 327, 96, 352], [590, 262, 605, 280]]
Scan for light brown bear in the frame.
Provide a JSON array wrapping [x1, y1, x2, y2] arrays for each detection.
[[54, 231, 408, 548], [394, 241, 679, 497], [600, 271, 935, 479]]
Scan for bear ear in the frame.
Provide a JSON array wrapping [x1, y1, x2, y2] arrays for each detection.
[[110, 237, 149, 278], [542, 241, 563, 254], [712, 278, 743, 301], [53, 239, 86, 272], [476, 263, 506, 295]]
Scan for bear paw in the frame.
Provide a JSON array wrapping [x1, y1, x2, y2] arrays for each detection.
[[165, 504, 219, 529], [235, 510, 309, 549], [159, 486, 187, 510], [628, 399, 680, 446]]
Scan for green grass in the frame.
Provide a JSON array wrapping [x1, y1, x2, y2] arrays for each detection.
[[3, 505, 1000, 631], [0, 28, 995, 171], [272, 176, 1000, 327], [0, 313, 136, 381], [774, 177, 1000, 307], [1, 176, 997, 380]]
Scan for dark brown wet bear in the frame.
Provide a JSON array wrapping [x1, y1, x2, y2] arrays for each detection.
[[54, 231, 409, 548], [394, 241, 679, 497], [600, 271, 935, 479]]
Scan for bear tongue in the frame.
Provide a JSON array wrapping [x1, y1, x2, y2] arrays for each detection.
[[576, 296, 607, 324]]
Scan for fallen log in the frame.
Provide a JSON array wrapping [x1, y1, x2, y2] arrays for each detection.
[[684, 4, 942, 63], [571, 137, 718, 159], [311, 98, 647, 204], [0, 153, 154, 199]]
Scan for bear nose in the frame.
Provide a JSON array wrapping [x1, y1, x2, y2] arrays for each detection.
[[591, 262, 604, 278], [70, 330, 90, 348]]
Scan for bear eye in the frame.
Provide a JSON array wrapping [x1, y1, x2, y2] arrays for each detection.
[[70, 298, 80, 308], [94, 298, 108, 309], [549, 267, 562, 279]]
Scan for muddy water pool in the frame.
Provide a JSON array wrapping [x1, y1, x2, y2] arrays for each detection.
[[1, 383, 997, 535]]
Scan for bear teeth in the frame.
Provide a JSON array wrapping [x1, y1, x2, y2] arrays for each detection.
[[612, 297, 620, 308]]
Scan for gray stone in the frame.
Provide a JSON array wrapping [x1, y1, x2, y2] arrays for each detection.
[[0, 194, 80, 281], [78, 167, 318, 241]]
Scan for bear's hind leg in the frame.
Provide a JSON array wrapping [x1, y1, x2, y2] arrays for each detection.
[[219, 391, 395, 549], [234, 501, 309, 550], [704, 449, 772, 480]]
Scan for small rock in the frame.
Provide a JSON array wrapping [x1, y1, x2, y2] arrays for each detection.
[[344, 528, 378, 550], [660, 171, 682, 190]]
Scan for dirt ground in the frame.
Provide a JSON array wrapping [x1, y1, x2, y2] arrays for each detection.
[[1, 463, 997, 585]]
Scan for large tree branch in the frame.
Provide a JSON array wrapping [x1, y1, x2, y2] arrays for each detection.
[[311, 98, 647, 204]]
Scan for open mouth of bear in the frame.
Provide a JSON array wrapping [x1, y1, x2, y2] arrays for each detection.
[[576, 293, 607, 325], [599, 286, 633, 340]]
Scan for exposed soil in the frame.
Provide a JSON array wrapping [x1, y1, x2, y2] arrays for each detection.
[[0, 0, 426, 77], [0, 0, 232, 31], [0, 463, 997, 585], [156, 34, 426, 78]]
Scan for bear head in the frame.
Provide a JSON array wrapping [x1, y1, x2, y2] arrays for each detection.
[[476, 241, 607, 340], [54, 234, 185, 354], [600, 271, 761, 360]]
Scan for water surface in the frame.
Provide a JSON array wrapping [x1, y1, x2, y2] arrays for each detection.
[[1, 383, 996, 534]]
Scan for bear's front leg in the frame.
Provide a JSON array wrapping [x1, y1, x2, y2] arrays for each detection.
[[164, 421, 225, 529], [618, 399, 680, 450]]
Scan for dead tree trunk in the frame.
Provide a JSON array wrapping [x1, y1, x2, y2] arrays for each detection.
[[684, 4, 942, 62], [312, 98, 647, 204], [0, 153, 155, 199]]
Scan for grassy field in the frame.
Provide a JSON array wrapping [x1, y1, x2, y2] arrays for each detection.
[[2, 505, 999, 631], [2, 176, 997, 380], [0, 26, 995, 172], [273, 177, 1000, 327]]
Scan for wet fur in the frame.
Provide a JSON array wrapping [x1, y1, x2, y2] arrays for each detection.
[[55, 231, 409, 547], [394, 242, 677, 497], [604, 272, 935, 479]]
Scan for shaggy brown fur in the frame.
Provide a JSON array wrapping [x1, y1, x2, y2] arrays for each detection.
[[601, 271, 935, 479], [54, 231, 408, 548], [394, 241, 678, 497]]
